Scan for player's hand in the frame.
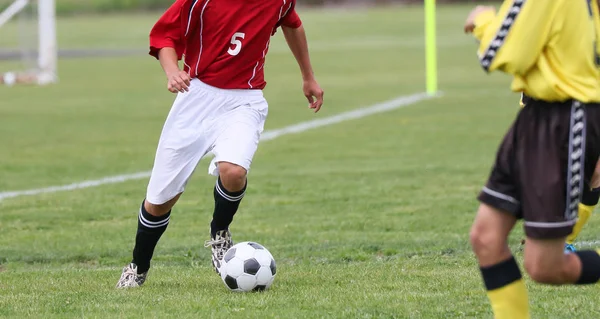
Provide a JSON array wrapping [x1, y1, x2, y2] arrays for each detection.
[[303, 79, 324, 113], [167, 70, 191, 93], [464, 5, 495, 34]]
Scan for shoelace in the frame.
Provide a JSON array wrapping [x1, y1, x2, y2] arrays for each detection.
[[119, 267, 138, 286], [203, 237, 226, 248], [204, 237, 231, 259]]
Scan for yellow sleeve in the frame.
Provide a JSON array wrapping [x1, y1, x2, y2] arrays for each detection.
[[594, 0, 600, 62], [472, 10, 495, 41], [473, 0, 559, 75]]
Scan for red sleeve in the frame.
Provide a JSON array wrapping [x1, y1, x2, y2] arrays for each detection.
[[149, 0, 186, 60], [279, 1, 302, 29]]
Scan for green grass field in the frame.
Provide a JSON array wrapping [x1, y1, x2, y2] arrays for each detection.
[[1, 4, 600, 319]]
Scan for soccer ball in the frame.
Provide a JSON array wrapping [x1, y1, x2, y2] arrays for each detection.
[[220, 241, 276, 292]]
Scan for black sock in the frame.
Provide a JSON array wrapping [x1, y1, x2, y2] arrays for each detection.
[[132, 200, 170, 273], [210, 177, 246, 238], [480, 256, 523, 290], [575, 250, 600, 284], [479, 256, 529, 317]]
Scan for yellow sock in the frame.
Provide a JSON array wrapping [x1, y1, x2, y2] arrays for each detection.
[[566, 203, 594, 244], [481, 257, 530, 319], [487, 279, 530, 319]]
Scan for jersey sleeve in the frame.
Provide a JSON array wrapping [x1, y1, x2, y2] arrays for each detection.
[[149, 0, 186, 60], [473, 0, 559, 75], [279, 1, 302, 29]]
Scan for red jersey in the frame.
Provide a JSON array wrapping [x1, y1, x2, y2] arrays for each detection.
[[149, 0, 302, 90]]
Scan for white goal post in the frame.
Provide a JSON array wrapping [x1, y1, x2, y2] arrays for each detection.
[[0, 0, 57, 86]]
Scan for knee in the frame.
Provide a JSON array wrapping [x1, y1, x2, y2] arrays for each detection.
[[524, 257, 568, 284], [145, 195, 179, 216], [219, 163, 247, 190], [469, 222, 504, 258]]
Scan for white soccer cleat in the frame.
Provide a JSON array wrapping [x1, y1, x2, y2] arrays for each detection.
[[115, 263, 148, 288], [204, 230, 233, 274]]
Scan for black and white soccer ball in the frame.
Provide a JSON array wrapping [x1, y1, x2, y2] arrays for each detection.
[[220, 241, 276, 292]]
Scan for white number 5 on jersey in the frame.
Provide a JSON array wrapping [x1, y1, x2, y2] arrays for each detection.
[[228, 32, 245, 56]]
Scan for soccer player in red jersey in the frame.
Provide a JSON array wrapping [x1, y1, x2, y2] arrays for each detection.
[[116, 0, 324, 288]]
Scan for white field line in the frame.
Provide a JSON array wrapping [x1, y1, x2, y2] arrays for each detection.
[[575, 240, 600, 247], [267, 36, 471, 54], [0, 92, 438, 202]]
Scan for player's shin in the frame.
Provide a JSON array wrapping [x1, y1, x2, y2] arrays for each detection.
[[574, 250, 600, 284], [132, 200, 171, 273], [210, 177, 246, 238], [480, 256, 530, 319]]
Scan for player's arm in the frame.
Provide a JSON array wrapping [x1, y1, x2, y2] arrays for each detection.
[[464, 1, 558, 75], [149, 0, 190, 93], [280, 6, 324, 113], [158, 48, 190, 93]]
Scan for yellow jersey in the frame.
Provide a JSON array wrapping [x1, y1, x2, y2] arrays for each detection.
[[473, 0, 600, 103]]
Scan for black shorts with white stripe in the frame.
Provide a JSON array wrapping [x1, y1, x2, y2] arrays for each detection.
[[478, 98, 600, 239]]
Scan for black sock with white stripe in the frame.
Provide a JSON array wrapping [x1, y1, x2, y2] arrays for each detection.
[[210, 177, 246, 238], [132, 200, 170, 274]]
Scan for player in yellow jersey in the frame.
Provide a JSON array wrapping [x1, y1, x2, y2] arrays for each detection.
[[520, 94, 600, 253], [465, 1, 600, 318]]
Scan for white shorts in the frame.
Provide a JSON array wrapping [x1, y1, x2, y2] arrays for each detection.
[[146, 79, 268, 205]]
